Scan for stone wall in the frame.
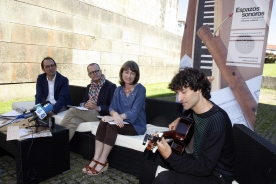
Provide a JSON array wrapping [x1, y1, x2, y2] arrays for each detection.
[[0, 0, 182, 101], [261, 76, 276, 90]]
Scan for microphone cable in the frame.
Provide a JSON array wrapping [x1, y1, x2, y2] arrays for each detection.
[[17, 121, 37, 183]]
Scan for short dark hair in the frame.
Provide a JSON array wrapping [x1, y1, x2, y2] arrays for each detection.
[[119, 61, 140, 86], [168, 67, 211, 99], [87, 63, 101, 72], [41, 57, 57, 69]]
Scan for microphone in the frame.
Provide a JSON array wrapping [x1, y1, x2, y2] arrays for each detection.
[[15, 112, 34, 120], [29, 101, 51, 113], [28, 103, 53, 122]]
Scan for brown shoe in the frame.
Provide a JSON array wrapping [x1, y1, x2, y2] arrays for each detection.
[[87, 161, 109, 176], [82, 159, 98, 173]]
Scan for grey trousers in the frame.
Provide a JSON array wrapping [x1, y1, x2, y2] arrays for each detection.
[[60, 108, 100, 140]]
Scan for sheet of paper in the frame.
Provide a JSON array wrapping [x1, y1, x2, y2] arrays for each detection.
[[108, 121, 129, 125], [19, 129, 52, 139], [97, 116, 129, 124], [67, 105, 90, 111], [1, 110, 21, 118], [6, 126, 20, 141], [210, 75, 261, 129]]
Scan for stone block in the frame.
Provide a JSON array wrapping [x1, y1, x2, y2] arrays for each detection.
[[111, 40, 123, 53], [71, 49, 100, 65], [0, 0, 12, 22], [8, 43, 38, 63], [58, 63, 87, 81], [138, 56, 152, 66], [99, 64, 112, 79], [11, 24, 49, 46], [74, 17, 101, 37], [158, 49, 168, 58], [0, 42, 11, 63], [46, 47, 73, 65], [0, 63, 12, 83], [100, 10, 115, 25], [100, 52, 121, 65], [112, 14, 126, 27], [121, 54, 138, 64], [0, 22, 11, 42], [20, 0, 54, 11], [146, 47, 158, 57], [108, 65, 121, 78], [129, 44, 140, 55], [93, 38, 112, 52], [9, 1, 37, 26], [87, 5, 102, 22], [11, 63, 40, 83], [100, 24, 123, 40], [52, 11, 74, 32], [72, 34, 95, 50], [72, 0, 90, 18], [122, 29, 140, 44]]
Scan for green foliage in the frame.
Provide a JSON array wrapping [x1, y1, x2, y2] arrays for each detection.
[[263, 63, 276, 77], [265, 52, 276, 63]]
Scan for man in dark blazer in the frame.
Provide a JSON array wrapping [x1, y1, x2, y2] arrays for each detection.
[[35, 57, 72, 115], [60, 63, 116, 140]]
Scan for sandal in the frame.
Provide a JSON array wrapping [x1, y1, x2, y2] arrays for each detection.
[[87, 161, 109, 176], [82, 159, 98, 173]]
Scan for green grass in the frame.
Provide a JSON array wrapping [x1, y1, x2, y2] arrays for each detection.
[[144, 82, 175, 98], [0, 98, 34, 114], [263, 63, 276, 77]]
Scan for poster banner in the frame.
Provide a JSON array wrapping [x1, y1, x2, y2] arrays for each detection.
[[180, 0, 273, 129]]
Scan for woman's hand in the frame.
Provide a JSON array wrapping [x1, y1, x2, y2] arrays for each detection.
[[112, 111, 124, 128], [168, 117, 180, 131]]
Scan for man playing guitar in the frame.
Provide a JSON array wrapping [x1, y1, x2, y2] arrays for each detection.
[[139, 68, 235, 184]]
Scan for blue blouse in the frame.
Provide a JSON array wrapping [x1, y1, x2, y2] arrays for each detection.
[[109, 83, 146, 135]]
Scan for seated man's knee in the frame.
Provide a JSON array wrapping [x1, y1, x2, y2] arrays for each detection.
[[153, 171, 171, 184]]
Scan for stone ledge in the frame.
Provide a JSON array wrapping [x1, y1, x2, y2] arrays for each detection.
[[262, 76, 276, 89]]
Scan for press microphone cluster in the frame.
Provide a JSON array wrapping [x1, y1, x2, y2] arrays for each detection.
[[14, 101, 52, 120], [29, 101, 50, 113], [28, 103, 53, 122]]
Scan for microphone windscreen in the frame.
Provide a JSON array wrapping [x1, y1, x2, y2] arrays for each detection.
[[42, 103, 53, 114], [35, 104, 53, 120]]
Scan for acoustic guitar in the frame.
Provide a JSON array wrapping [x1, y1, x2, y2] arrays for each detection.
[[143, 114, 194, 155]]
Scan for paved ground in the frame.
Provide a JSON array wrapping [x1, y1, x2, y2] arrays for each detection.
[[0, 88, 275, 184]]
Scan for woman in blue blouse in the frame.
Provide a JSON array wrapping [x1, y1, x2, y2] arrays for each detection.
[[82, 60, 146, 175]]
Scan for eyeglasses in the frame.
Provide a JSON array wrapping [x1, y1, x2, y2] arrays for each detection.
[[44, 64, 56, 69], [88, 70, 100, 75]]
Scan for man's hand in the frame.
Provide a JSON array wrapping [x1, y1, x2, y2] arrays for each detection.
[[157, 137, 172, 159], [84, 100, 99, 111], [168, 117, 180, 131]]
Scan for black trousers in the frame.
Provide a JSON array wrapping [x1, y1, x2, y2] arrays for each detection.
[[139, 149, 233, 184], [95, 120, 138, 146]]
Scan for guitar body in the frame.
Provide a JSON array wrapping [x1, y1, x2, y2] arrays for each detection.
[[143, 115, 194, 155]]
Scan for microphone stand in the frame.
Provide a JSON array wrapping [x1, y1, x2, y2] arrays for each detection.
[[26, 117, 54, 133]]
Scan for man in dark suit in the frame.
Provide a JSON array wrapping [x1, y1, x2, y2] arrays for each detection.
[[35, 57, 72, 115], [60, 63, 116, 140]]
